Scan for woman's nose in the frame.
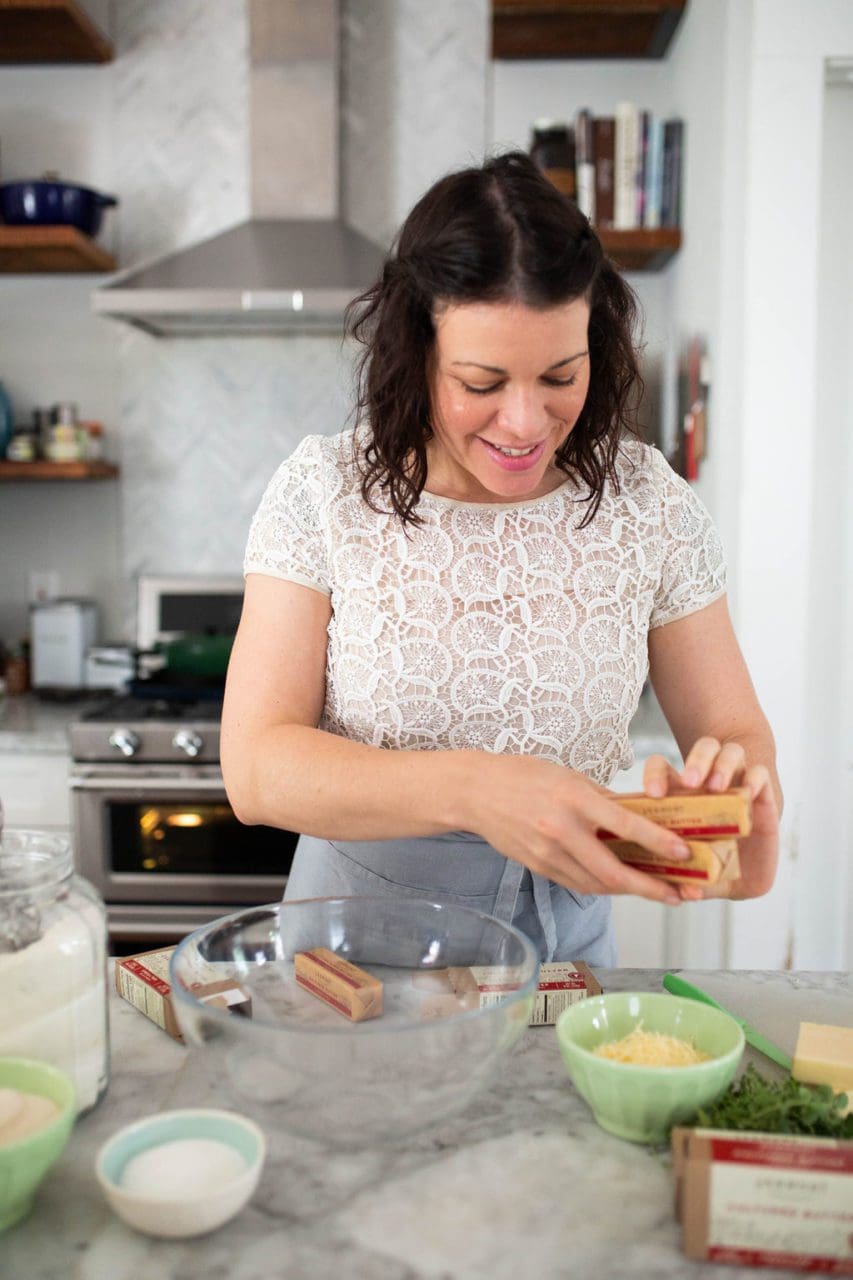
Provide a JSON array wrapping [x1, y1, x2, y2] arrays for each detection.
[[496, 387, 550, 439]]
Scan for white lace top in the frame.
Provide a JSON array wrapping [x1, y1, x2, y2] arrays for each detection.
[[244, 429, 726, 786]]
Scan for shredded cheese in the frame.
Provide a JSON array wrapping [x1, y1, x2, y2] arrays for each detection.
[[592, 1022, 710, 1066]]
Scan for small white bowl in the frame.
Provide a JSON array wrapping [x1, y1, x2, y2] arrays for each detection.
[[95, 1108, 266, 1239]]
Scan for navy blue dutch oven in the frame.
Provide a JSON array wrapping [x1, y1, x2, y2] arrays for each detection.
[[0, 178, 118, 236]]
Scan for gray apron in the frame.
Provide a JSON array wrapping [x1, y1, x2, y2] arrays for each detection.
[[284, 832, 616, 966]]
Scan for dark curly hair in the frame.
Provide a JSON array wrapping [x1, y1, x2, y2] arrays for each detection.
[[345, 150, 643, 527]]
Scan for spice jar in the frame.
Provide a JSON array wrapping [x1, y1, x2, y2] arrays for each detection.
[[0, 830, 110, 1113], [530, 120, 577, 200], [5, 428, 38, 462], [3, 643, 30, 695], [83, 421, 105, 461], [44, 402, 83, 463]]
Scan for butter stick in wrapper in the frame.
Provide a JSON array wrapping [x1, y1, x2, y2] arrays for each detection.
[[608, 838, 740, 886], [600, 788, 752, 841], [672, 1126, 853, 1271], [294, 947, 383, 1022]]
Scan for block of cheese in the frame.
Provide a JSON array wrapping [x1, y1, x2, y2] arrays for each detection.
[[599, 787, 753, 841], [608, 838, 740, 886], [792, 1021, 853, 1110], [294, 948, 383, 1022]]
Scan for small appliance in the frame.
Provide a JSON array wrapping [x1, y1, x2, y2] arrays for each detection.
[[84, 645, 135, 691], [31, 599, 98, 692]]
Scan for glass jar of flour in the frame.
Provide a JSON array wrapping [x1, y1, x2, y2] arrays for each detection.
[[0, 830, 109, 1113]]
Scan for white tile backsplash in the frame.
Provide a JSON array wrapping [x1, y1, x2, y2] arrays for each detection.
[[342, 0, 489, 245], [112, 0, 250, 266], [0, 1, 490, 646]]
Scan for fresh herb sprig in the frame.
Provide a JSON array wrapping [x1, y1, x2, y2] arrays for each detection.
[[696, 1064, 853, 1138]]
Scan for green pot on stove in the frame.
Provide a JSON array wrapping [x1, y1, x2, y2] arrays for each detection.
[[154, 633, 234, 679]]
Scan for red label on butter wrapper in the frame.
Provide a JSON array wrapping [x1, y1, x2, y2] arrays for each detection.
[[709, 1136, 853, 1175]]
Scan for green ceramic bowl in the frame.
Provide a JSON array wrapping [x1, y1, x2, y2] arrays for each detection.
[[0, 1058, 76, 1233], [556, 992, 744, 1144]]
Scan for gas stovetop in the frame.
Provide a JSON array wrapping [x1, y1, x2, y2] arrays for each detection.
[[81, 694, 223, 723], [70, 693, 223, 763]]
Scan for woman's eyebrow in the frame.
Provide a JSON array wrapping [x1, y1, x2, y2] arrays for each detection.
[[451, 350, 588, 374]]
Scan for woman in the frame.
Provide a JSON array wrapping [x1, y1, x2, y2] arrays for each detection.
[[221, 151, 781, 966]]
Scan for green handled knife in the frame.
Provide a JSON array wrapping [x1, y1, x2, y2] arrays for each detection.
[[663, 972, 793, 1071]]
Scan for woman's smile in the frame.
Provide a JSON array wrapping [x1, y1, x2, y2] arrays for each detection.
[[479, 437, 548, 471]]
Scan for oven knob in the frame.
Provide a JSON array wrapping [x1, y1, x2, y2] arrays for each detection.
[[108, 728, 140, 758], [173, 729, 203, 758]]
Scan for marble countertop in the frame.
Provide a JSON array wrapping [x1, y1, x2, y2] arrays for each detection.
[[0, 692, 104, 755], [6, 967, 850, 1280]]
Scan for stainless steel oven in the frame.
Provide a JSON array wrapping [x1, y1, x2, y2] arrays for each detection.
[[70, 757, 296, 945], [68, 575, 298, 948]]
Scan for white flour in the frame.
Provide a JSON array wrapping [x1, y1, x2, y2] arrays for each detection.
[[0, 902, 108, 1111]]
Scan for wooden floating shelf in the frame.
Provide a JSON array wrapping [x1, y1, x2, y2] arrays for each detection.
[[0, 461, 119, 480], [599, 227, 681, 272], [0, 0, 113, 63], [0, 225, 116, 273], [492, 0, 686, 60]]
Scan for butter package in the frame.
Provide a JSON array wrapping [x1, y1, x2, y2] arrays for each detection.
[[672, 1126, 853, 1272], [294, 947, 383, 1022], [608, 837, 741, 886], [433, 961, 602, 1026], [602, 787, 753, 841], [115, 947, 252, 1042]]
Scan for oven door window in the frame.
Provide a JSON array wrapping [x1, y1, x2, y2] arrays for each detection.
[[109, 801, 296, 877]]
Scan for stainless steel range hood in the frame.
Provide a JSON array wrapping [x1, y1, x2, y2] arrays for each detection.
[[92, 218, 385, 337], [92, 0, 385, 337]]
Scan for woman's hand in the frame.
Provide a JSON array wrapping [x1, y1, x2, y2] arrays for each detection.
[[468, 753, 694, 906], [642, 737, 780, 901]]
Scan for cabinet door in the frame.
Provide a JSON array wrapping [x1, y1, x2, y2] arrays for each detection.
[[0, 752, 71, 830]]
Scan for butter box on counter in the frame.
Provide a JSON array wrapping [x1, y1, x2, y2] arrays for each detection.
[[114, 946, 252, 1042], [671, 1126, 853, 1273], [418, 962, 602, 1026]]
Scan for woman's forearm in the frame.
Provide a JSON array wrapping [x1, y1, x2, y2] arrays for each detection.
[[223, 724, 702, 907], [222, 724, 482, 838]]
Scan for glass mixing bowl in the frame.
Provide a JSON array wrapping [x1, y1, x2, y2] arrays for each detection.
[[170, 896, 539, 1148]]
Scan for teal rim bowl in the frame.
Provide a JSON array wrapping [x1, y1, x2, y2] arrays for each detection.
[[95, 1109, 267, 1239], [556, 992, 745, 1144], [0, 1057, 76, 1234]]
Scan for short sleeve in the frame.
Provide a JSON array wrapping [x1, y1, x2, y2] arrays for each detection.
[[648, 449, 727, 629], [243, 435, 331, 595]]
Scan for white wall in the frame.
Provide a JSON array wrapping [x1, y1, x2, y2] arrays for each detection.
[[725, 0, 853, 969], [801, 78, 853, 968]]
